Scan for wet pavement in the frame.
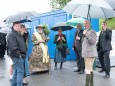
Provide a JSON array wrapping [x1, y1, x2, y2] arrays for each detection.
[[0, 55, 115, 86]]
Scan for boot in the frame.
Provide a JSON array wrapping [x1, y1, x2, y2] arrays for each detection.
[[54, 62, 57, 70], [60, 62, 63, 69], [85, 74, 91, 86], [90, 72, 94, 86]]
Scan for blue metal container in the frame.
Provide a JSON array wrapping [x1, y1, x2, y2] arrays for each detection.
[[26, 10, 99, 60]]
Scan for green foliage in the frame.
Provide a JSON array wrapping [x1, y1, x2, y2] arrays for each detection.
[[49, 0, 71, 11], [42, 24, 50, 36], [99, 18, 115, 30]]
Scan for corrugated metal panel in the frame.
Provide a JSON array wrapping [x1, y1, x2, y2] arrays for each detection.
[[26, 10, 99, 60], [26, 19, 40, 57]]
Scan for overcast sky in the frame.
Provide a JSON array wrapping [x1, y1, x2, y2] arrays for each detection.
[[0, 0, 51, 22]]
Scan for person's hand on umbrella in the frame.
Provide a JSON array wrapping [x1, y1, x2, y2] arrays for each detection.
[[76, 36, 80, 40], [83, 30, 88, 36]]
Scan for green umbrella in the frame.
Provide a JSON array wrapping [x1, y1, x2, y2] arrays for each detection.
[[66, 18, 85, 27]]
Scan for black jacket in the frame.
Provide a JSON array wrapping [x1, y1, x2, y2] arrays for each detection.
[[0, 32, 6, 47], [97, 29, 112, 51], [73, 29, 83, 51], [7, 30, 26, 58]]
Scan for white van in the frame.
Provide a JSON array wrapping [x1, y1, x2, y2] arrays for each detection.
[[96, 30, 115, 67]]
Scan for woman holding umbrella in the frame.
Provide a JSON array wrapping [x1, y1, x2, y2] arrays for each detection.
[[54, 28, 67, 70]]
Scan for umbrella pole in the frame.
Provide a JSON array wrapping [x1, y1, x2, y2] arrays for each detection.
[[87, 5, 91, 20], [86, 4, 91, 28]]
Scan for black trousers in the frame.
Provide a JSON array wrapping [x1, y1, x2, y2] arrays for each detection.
[[75, 50, 85, 71], [98, 49, 110, 75], [0, 45, 5, 58]]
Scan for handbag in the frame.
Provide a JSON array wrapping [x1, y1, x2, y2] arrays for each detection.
[[57, 44, 64, 50], [58, 44, 70, 55]]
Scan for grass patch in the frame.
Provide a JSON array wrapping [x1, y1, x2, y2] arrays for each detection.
[[99, 18, 115, 31]]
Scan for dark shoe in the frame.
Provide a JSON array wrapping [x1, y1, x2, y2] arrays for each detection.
[[60, 63, 63, 69], [23, 82, 28, 85], [103, 75, 110, 79], [48, 70, 51, 74], [60, 66, 62, 69], [74, 69, 81, 72], [54, 67, 57, 70], [79, 70, 84, 74], [10, 79, 12, 82], [99, 69, 104, 73]]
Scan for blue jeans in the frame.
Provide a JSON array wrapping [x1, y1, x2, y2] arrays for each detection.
[[11, 57, 24, 86], [24, 54, 30, 76]]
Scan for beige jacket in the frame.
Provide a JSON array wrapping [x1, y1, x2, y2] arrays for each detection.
[[82, 29, 97, 58]]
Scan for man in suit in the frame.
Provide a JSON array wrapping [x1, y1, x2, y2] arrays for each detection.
[[82, 20, 97, 86], [97, 21, 112, 79], [73, 24, 85, 74]]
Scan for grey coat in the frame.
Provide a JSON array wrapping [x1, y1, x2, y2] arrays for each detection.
[[82, 29, 97, 58]]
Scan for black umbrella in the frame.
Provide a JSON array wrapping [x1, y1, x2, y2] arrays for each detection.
[[4, 18, 31, 23], [51, 22, 73, 31], [4, 11, 38, 24]]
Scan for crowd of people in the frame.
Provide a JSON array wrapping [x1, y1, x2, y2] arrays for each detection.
[[72, 20, 112, 86], [0, 19, 112, 86]]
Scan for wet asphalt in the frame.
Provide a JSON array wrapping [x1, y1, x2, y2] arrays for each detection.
[[0, 55, 115, 86]]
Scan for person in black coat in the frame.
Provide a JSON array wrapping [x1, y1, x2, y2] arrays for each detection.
[[72, 24, 85, 74], [7, 22, 27, 86], [97, 21, 112, 79], [0, 32, 7, 59]]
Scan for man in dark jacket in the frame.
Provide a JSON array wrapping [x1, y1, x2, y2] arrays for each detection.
[[7, 22, 26, 86], [0, 32, 6, 59], [73, 24, 85, 74], [97, 21, 112, 79]]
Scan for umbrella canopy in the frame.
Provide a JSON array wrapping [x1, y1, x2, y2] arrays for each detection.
[[23, 23, 31, 29], [66, 18, 85, 26], [4, 11, 38, 24], [63, 0, 115, 19], [0, 27, 11, 34], [105, 0, 115, 9], [51, 22, 73, 31]]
